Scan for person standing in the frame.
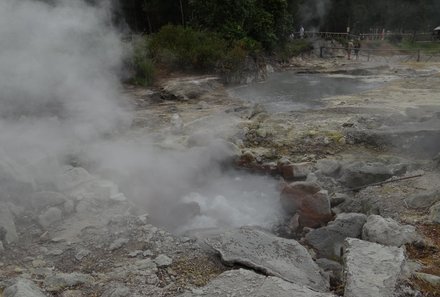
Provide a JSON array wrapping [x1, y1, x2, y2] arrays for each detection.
[[300, 26, 305, 39], [347, 39, 354, 60]]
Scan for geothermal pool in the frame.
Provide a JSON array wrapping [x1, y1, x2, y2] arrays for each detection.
[[229, 72, 381, 112]]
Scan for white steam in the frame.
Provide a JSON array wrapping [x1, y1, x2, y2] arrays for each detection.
[[298, 0, 332, 31], [0, 0, 282, 233]]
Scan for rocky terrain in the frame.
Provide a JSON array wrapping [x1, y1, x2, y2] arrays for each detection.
[[2, 58, 440, 297]]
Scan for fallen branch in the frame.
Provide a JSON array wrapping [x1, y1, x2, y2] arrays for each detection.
[[342, 174, 424, 192]]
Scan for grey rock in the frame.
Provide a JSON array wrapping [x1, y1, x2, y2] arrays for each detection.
[[343, 238, 407, 297], [102, 285, 131, 297], [362, 215, 421, 246], [339, 162, 392, 188], [64, 200, 75, 214], [31, 191, 67, 210], [180, 269, 336, 297], [414, 272, 440, 286], [316, 159, 341, 176], [44, 272, 94, 292], [429, 202, 440, 223], [0, 203, 18, 243], [316, 258, 343, 282], [75, 249, 91, 261], [109, 238, 129, 251], [405, 190, 440, 209], [305, 213, 367, 259], [153, 254, 172, 267], [61, 290, 83, 297], [4, 278, 47, 297], [38, 207, 62, 228], [134, 259, 157, 271], [205, 227, 329, 291]]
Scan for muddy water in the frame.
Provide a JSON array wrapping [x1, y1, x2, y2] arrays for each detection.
[[229, 72, 380, 112]]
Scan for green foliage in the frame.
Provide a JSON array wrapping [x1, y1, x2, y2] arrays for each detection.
[[189, 0, 292, 50], [131, 36, 155, 86], [275, 40, 313, 62], [150, 25, 228, 71]]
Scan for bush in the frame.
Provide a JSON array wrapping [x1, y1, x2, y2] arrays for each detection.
[[275, 40, 313, 62], [150, 25, 228, 71], [388, 34, 403, 44], [131, 36, 155, 86]]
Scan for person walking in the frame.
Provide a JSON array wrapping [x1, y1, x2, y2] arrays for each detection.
[[347, 39, 354, 60]]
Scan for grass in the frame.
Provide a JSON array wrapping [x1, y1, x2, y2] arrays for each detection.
[[398, 41, 440, 54]]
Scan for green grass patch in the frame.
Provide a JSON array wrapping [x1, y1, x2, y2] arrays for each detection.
[[397, 41, 440, 54], [275, 40, 313, 62]]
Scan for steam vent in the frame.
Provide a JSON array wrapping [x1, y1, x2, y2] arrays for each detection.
[[1, 0, 440, 296]]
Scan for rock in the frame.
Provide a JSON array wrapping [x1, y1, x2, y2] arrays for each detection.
[[64, 200, 75, 214], [280, 182, 332, 228], [330, 193, 348, 207], [56, 167, 93, 191], [361, 215, 421, 246], [31, 191, 67, 210], [339, 162, 393, 189], [316, 159, 341, 176], [134, 259, 157, 271], [44, 272, 94, 292], [180, 269, 336, 297], [161, 76, 220, 101], [405, 190, 440, 209], [153, 254, 172, 267], [343, 238, 407, 297], [109, 238, 129, 251], [4, 278, 47, 297], [316, 258, 343, 283], [0, 203, 18, 243], [204, 227, 329, 292], [305, 213, 367, 259], [102, 285, 130, 297], [38, 207, 62, 228], [414, 272, 440, 286], [429, 202, 440, 223], [75, 249, 91, 261], [61, 290, 83, 297]]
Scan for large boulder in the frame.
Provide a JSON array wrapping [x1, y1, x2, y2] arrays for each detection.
[[4, 278, 47, 297], [180, 269, 336, 297], [0, 203, 18, 243], [204, 227, 329, 292], [339, 162, 393, 189], [305, 213, 367, 259], [343, 238, 407, 297], [316, 159, 341, 176], [405, 190, 440, 209], [38, 207, 63, 229], [280, 181, 332, 228], [361, 215, 421, 246]]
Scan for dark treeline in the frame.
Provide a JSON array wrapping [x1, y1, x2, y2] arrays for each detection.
[[117, 0, 440, 36]]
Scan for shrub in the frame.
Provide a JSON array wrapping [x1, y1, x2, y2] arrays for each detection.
[[150, 25, 228, 71], [131, 36, 155, 86], [388, 34, 403, 44], [275, 40, 313, 62]]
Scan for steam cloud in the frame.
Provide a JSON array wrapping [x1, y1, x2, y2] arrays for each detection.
[[298, 0, 332, 31], [0, 0, 282, 232]]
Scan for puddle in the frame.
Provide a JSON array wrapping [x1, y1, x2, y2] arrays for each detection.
[[229, 72, 382, 112]]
